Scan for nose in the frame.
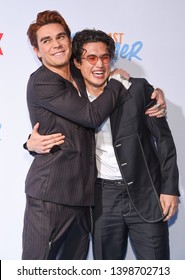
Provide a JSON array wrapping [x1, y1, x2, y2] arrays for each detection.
[[53, 39, 62, 48], [95, 57, 104, 66]]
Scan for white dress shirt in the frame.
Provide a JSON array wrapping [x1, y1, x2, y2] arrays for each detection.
[[87, 76, 131, 179]]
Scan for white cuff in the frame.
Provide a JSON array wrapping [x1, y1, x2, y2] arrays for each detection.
[[109, 74, 131, 90]]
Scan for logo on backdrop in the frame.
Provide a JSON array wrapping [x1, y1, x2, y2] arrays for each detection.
[[108, 32, 143, 61], [0, 33, 3, 55]]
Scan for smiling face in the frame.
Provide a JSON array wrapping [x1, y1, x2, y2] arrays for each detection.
[[74, 42, 111, 96], [34, 23, 72, 73]]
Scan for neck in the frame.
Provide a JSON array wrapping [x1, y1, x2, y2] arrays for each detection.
[[44, 63, 71, 80]]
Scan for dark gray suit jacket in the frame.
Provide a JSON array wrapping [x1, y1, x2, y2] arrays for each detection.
[[111, 78, 179, 222], [25, 63, 128, 206]]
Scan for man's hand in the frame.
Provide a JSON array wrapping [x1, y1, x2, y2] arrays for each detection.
[[145, 88, 167, 118], [27, 123, 65, 154], [109, 68, 131, 90], [160, 194, 178, 221], [110, 68, 130, 81]]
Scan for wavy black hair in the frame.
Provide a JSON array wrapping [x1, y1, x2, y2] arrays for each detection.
[[72, 29, 115, 63]]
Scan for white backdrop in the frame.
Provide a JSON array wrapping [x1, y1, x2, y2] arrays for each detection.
[[0, 0, 185, 260]]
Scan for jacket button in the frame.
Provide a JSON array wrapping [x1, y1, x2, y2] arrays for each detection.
[[121, 162, 127, 166], [116, 143, 121, 148], [127, 181, 133, 185]]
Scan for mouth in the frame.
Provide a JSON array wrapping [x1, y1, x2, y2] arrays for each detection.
[[92, 70, 105, 78], [52, 50, 65, 56]]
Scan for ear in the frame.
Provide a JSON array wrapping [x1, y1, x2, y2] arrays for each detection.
[[33, 47, 41, 59], [74, 58, 81, 70]]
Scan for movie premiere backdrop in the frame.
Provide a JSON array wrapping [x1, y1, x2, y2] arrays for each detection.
[[0, 0, 185, 260]]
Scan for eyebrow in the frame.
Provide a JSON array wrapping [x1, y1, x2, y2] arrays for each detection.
[[87, 53, 109, 56], [40, 36, 51, 43], [40, 32, 67, 43]]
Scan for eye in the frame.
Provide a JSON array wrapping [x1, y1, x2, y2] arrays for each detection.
[[43, 39, 50, 44], [58, 33, 67, 40], [87, 55, 97, 63], [101, 54, 111, 63]]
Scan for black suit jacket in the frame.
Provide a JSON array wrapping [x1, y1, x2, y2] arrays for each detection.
[[110, 78, 179, 222], [25, 63, 128, 206]]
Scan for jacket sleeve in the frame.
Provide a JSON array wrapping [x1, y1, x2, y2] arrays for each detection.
[[144, 80, 179, 196], [28, 69, 128, 129]]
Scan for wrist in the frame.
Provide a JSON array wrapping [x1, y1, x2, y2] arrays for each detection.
[[23, 134, 31, 151], [109, 74, 131, 90]]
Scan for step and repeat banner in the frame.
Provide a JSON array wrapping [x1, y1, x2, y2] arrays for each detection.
[[0, 0, 185, 260]]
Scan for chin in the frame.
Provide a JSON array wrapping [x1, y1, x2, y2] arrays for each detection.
[[94, 81, 106, 88]]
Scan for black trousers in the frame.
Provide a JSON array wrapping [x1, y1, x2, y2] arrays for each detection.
[[22, 195, 91, 260], [93, 179, 170, 260]]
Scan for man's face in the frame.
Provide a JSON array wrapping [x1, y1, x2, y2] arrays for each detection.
[[34, 23, 72, 71], [74, 42, 111, 93]]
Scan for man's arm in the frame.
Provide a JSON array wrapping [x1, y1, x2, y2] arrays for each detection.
[[28, 69, 128, 130], [145, 112, 179, 221], [25, 89, 167, 155], [26, 68, 167, 153], [25, 95, 167, 155], [110, 69, 167, 117]]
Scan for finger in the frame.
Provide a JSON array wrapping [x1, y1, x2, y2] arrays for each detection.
[[163, 204, 178, 221], [163, 208, 174, 222], [41, 133, 64, 142], [162, 205, 169, 217], [33, 122, 40, 132], [156, 108, 167, 118], [120, 70, 130, 80], [156, 102, 161, 109], [146, 102, 166, 113], [151, 89, 163, 100], [156, 92, 165, 106], [146, 110, 161, 117], [54, 140, 65, 145], [38, 148, 51, 154], [41, 138, 65, 149], [147, 108, 167, 118], [47, 134, 65, 141], [44, 140, 65, 150], [163, 215, 170, 222], [155, 88, 164, 97], [145, 106, 158, 113], [160, 103, 166, 109], [150, 91, 157, 99]]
